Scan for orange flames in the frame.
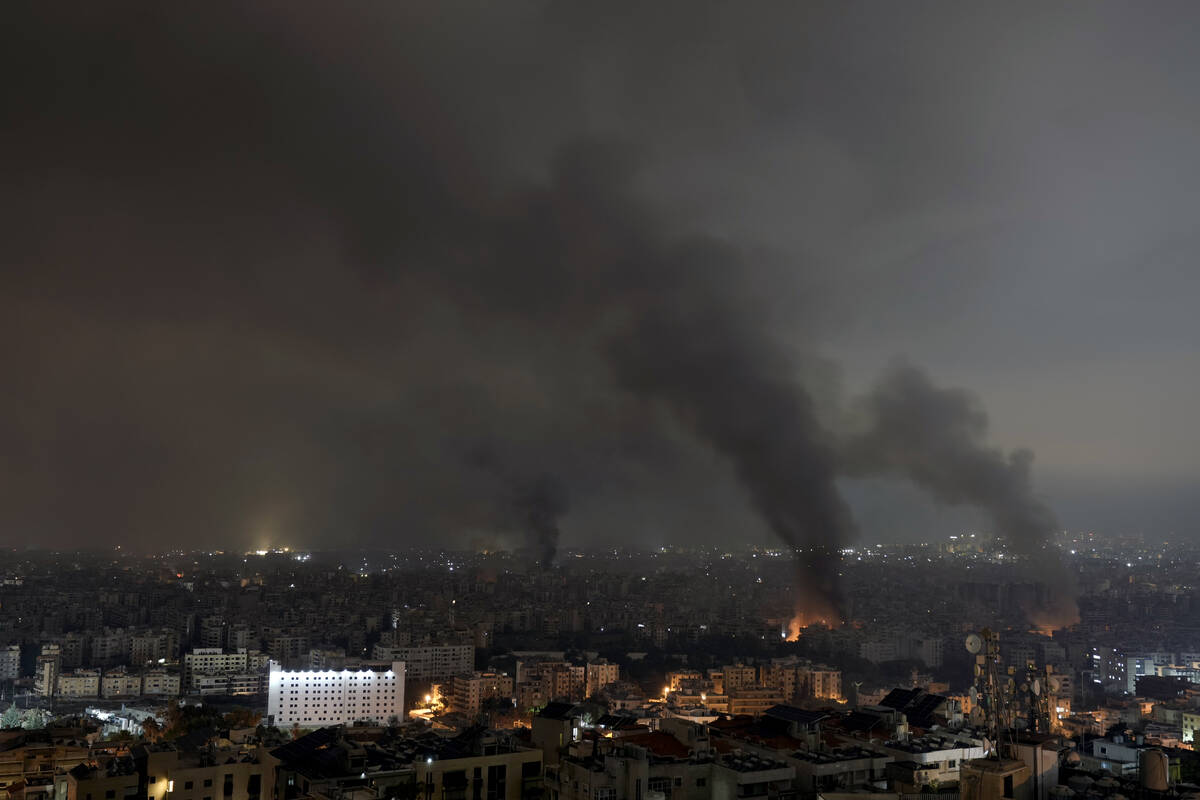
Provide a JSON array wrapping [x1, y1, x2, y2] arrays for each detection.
[[783, 601, 839, 641], [1025, 602, 1080, 637]]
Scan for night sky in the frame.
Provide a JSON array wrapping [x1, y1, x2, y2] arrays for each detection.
[[4, 2, 1200, 553]]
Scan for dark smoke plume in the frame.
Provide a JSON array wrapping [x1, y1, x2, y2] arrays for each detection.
[[511, 475, 569, 567], [841, 363, 1078, 623], [608, 255, 855, 613], [0, 4, 1078, 623]]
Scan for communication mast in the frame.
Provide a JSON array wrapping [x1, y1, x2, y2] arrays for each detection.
[[965, 629, 1017, 757]]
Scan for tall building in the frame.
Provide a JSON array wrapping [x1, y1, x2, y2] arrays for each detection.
[[371, 644, 472, 683], [0, 645, 20, 680], [198, 616, 227, 649], [516, 661, 585, 706], [722, 664, 758, 693], [183, 648, 269, 692], [90, 629, 130, 667], [266, 660, 404, 728], [585, 661, 620, 697], [130, 629, 180, 665], [267, 637, 311, 668], [35, 644, 62, 697], [801, 665, 842, 701], [450, 671, 515, 715]]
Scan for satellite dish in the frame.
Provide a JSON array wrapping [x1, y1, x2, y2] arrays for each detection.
[[965, 633, 983, 654], [1032, 679, 1041, 696], [1048, 677, 1061, 693], [969, 686, 978, 703]]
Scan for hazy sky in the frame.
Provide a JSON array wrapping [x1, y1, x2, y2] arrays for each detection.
[[3, 2, 1199, 552]]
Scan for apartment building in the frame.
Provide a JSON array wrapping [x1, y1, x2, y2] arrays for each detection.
[[585, 661, 620, 697], [182, 649, 269, 693], [727, 687, 785, 716], [722, 664, 758, 693], [450, 672, 515, 715], [57, 669, 102, 698], [370, 644, 472, 683], [57, 758, 140, 800], [35, 645, 62, 697], [91, 630, 130, 668], [102, 668, 144, 698], [266, 660, 405, 728], [130, 630, 180, 666], [0, 645, 20, 680], [142, 669, 182, 697], [139, 742, 278, 800]]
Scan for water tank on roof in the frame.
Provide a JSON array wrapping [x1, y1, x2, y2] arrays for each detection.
[[1049, 785, 1076, 800], [1140, 749, 1170, 792]]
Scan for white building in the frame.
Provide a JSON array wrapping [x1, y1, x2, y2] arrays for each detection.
[[371, 644, 472, 683], [267, 660, 404, 728]]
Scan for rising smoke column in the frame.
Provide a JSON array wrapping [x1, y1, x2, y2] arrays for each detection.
[[512, 475, 569, 567], [606, 239, 856, 620], [0, 3, 1079, 626], [840, 363, 1079, 625]]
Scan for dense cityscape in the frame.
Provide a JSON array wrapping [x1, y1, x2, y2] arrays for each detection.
[[8, 3, 1200, 800], [0, 533, 1194, 799]]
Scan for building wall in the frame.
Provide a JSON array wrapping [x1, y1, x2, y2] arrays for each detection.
[[1183, 711, 1200, 744], [372, 645, 473, 683], [266, 661, 404, 727], [143, 670, 181, 696], [413, 748, 541, 800], [57, 671, 101, 698], [451, 672, 514, 715], [183, 649, 268, 692], [585, 662, 620, 697], [143, 748, 277, 800], [57, 768, 140, 800], [102, 672, 144, 698]]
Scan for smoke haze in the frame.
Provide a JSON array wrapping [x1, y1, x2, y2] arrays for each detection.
[[4, 2, 1198, 617]]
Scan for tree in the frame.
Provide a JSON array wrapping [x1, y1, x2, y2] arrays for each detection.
[[0, 704, 20, 729], [223, 708, 262, 729], [142, 718, 162, 742]]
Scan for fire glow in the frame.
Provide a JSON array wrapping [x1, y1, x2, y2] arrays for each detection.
[[783, 603, 839, 641]]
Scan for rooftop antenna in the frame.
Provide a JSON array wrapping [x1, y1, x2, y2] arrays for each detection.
[[966, 629, 1017, 759]]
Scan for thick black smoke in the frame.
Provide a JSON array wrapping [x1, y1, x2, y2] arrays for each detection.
[[512, 476, 569, 568], [841, 364, 1078, 622], [608, 247, 854, 610], [0, 3, 1076, 620]]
